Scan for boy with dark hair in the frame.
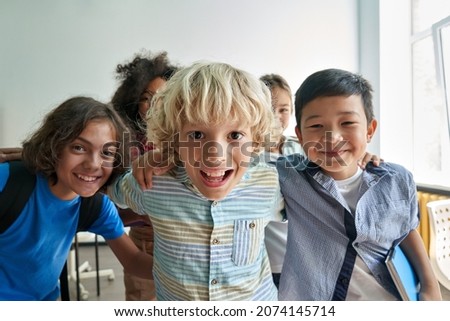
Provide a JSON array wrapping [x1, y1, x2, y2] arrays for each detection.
[[277, 68, 441, 300]]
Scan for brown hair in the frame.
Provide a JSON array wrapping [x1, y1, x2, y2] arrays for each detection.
[[22, 96, 130, 186]]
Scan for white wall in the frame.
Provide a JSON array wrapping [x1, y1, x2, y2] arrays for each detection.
[[0, 0, 359, 146]]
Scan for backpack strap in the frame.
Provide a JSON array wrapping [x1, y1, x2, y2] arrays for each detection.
[[77, 193, 104, 232], [0, 161, 36, 233], [59, 192, 103, 301], [59, 261, 70, 301]]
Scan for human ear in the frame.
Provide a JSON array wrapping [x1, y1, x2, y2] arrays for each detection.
[[366, 119, 378, 143], [295, 126, 303, 145]]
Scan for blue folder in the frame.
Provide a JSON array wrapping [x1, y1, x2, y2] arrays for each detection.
[[385, 245, 420, 301]]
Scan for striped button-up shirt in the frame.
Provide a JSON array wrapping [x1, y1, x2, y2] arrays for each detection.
[[108, 160, 280, 300], [276, 154, 419, 300]]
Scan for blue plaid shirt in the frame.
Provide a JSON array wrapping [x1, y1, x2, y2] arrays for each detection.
[[276, 154, 419, 300]]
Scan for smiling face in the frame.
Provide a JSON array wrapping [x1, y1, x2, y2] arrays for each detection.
[[296, 95, 377, 180], [51, 120, 118, 200], [177, 121, 255, 201]]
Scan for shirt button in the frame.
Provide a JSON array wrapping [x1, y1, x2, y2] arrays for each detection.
[[249, 222, 256, 229], [340, 277, 349, 286], [211, 279, 218, 285], [212, 239, 220, 245], [212, 201, 219, 207]]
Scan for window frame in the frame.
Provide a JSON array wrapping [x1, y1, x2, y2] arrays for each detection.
[[432, 15, 450, 140], [410, 12, 450, 191]]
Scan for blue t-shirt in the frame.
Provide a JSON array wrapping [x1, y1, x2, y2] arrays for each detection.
[[0, 162, 125, 300]]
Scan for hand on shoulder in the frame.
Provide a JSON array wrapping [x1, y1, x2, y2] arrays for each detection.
[[358, 152, 383, 169], [0, 147, 22, 163], [132, 149, 173, 190]]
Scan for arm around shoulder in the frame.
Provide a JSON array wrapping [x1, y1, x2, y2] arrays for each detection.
[[106, 170, 149, 217], [0, 147, 22, 163], [106, 171, 131, 207]]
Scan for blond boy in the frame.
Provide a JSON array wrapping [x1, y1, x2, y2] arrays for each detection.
[[108, 62, 282, 300]]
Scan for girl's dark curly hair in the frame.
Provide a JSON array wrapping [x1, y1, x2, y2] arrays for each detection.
[[22, 96, 130, 186], [111, 51, 178, 135]]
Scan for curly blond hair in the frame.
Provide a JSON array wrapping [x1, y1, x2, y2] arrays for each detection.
[[146, 61, 282, 165]]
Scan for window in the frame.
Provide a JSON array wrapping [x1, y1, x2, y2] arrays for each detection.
[[411, 0, 450, 188]]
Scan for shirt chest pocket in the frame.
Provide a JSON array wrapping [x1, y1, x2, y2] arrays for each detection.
[[365, 200, 411, 243], [231, 219, 264, 266]]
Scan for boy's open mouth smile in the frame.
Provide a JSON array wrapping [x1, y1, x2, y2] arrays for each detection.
[[200, 169, 233, 187], [76, 173, 101, 183]]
